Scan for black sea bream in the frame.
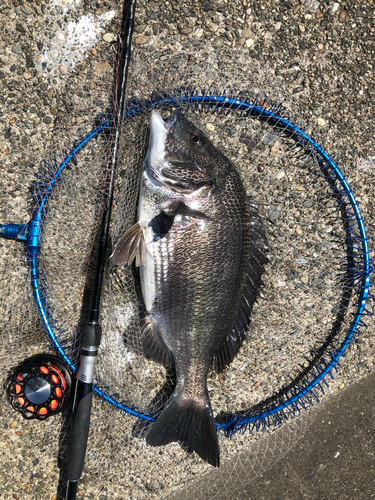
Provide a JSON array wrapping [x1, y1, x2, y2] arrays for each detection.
[[111, 109, 268, 467]]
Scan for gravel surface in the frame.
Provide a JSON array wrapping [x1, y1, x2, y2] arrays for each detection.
[[0, 0, 374, 499]]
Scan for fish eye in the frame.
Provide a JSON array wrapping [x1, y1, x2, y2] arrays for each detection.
[[191, 134, 202, 147]]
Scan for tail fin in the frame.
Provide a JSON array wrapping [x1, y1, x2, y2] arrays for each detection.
[[146, 393, 220, 467]]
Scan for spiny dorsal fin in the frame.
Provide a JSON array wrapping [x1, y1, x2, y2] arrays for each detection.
[[110, 222, 146, 267], [213, 236, 268, 374]]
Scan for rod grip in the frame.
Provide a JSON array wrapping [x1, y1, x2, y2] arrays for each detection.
[[67, 383, 93, 481]]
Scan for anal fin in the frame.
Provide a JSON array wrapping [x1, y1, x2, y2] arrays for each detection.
[[110, 222, 146, 267], [141, 318, 174, 369]]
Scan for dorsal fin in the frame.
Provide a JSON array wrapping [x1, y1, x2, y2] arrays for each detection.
[[212, 225, 268, 374]]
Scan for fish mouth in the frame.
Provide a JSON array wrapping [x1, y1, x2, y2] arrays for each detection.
[[146, 109, 194, 193], [149, 108, 178, 137]]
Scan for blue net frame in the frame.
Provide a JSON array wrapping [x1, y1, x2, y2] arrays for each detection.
[[4, 89, 372, 435]]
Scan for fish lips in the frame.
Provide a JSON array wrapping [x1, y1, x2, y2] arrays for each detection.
[[149, 108, 178, 136]]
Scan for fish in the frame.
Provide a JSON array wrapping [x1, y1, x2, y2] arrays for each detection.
[[110, 108, 268, 467]]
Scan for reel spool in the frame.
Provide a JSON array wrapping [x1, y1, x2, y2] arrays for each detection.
[[8, 354, 73, 420]]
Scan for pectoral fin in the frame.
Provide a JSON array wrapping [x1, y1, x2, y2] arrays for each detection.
[[164, 201, 209, 220], [110, 222, 146, 267]]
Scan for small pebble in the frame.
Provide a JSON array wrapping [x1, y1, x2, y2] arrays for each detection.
[[241, 27, 252, 38], [332, 2, 340, 13], [262, 131, 278, 144], [180, 27, 192, 35], [10, 421, 17, 428], [338, 10, 347, 23], [339, 383, 345, 390], [103, 32, 116, 42], [23, 73, 32, 80], [206, 123, 215, 132], [11, 46, 23, 55], [134, 24, 146, 34], [59, 64, 67, 73], [46, 462, 54, 474], [135, 37, 146, 44], [16, 23, 26, 33], [317, 117, 326, 127], [94, 61, 111, 74], [91, 49, 97, 56], [269, 207, 280, 220], [21, 4, 33, 15], [299, 25, 305, 33]]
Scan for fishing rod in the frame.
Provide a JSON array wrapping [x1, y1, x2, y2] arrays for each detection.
[[66, 0, 136, 498]]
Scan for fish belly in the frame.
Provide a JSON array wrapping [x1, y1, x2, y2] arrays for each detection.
[[137, 175, 157, 313]]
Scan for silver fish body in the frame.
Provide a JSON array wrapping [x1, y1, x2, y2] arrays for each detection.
[[111, 109, 268, 466]]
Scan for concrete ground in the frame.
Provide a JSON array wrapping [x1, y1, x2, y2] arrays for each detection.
[[218, 371, 375, 500]]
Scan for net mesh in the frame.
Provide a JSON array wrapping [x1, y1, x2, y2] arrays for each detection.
[[0, 16, 372, 500]]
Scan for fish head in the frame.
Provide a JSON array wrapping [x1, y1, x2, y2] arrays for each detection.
[[145, 109, 225, 193]]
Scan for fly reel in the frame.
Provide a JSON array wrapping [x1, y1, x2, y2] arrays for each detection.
[[8, 354, 73, 420]]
